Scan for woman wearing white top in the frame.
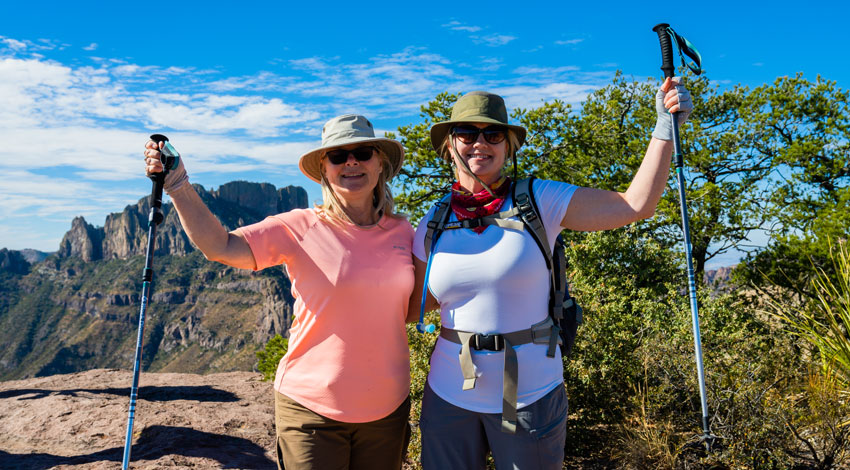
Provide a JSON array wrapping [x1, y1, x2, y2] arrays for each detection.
[[409, 79, 692, 469]]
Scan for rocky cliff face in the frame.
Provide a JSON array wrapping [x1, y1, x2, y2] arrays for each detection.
[[0, 181, 307, 381], [57, 181, 309, 261], [58, 217, 103, 262], [0, 248, 30, 275]]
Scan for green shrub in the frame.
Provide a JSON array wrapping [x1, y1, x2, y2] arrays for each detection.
[[406, 310, 440, 468], [770, 239, 850, 390], [256, 334, 288, 381]]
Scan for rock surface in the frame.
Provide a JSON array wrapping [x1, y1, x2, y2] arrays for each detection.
[[0, 248, 30, 275], [0, 369, 277, 469], [56, 181, 308, 262]]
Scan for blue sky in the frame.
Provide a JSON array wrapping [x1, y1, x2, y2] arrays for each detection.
[[2, 1, 848, 269]]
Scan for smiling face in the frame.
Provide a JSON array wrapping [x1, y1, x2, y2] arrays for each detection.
[[321, 144, 385, 206], [449, 122, 508, 191]]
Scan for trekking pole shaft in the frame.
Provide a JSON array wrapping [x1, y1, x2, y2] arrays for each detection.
[[122, 172, 166, 469], [654, 23, 713, 449], [671, 110, 712, 448]]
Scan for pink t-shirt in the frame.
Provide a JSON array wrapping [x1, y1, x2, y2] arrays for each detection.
[[238, 208, 414, 423]]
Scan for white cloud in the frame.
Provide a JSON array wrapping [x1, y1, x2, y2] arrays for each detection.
[[0, 56, 322, 136], [83, 43, 98, 51], [2, 37, 28, 50], [475, 35, 517, 47], [443, 21, 482, 33], [555, 39, 583, 46], [513, 65, 581, 76], [494, 82, 600, 110]]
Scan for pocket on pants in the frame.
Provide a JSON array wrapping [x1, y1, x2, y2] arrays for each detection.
[[517, 385, 568, 441]]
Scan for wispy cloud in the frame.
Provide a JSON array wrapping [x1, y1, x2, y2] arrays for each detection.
[[555, 39, 584, 46], [495, 83, 600, 110], [83, 43, 97, 51], [2, 37, 27, 50], [0, 35, 60, 53], [441, 21, 516, 47], [475, 35, 517, 47], [442, 21, 482, 33]]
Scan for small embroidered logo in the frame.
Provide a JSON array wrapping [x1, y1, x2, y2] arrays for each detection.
[[393, 245, 407, 251]]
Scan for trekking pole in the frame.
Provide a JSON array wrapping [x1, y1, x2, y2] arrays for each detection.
[[651, 23, 715, 452], [122, 134, 180, 469]]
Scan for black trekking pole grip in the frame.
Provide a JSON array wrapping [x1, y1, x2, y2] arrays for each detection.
[[652, 23, 675, 79], [147, 134, 170, 216], [149, 133, 172, 178]]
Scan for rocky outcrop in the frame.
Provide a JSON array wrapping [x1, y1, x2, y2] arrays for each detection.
[[705, 265, 736, 292], [57, 181, 308, 262], [0, 248, 30, 275], [57, 217, 103, 262]]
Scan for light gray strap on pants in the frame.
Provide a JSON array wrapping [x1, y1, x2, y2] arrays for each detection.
[[439, 317, 560, 434]]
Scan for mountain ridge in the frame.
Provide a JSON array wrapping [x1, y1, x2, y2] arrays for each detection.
[[0, 181, 308, 381]]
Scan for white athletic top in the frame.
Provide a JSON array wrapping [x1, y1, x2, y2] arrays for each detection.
[[413, 179, 577, 413]]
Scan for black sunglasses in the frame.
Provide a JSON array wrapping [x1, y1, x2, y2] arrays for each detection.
[[325, 146, 375, 165], [451, 125, 507, 145]]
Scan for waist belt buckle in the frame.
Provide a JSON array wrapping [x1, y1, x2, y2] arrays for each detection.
[[474, 333, 504, 351]]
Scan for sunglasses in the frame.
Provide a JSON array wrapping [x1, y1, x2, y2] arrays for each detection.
[[451, 125, 507, 145], [325, 146, 375, 165]]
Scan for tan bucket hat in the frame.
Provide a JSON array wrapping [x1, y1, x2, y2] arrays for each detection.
[[430, 91, 527, 149], [299, 114, 405, 183]]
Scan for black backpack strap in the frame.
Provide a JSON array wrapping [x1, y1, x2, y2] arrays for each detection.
[[513, 177, 565, 357], [424, 193, 453, 259]]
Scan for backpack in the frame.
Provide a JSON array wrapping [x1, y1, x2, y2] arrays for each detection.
[[421, 176, 583, 358]]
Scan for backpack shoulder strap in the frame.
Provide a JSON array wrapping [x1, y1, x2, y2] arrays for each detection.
[[513, 177, 566, 357], [424, 193, 453, 259], [513, 177, 553, 269]]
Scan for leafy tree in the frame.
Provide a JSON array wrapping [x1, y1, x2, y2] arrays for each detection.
[[389, 92, 460, 222], [737, 74, 850, 301], [395, 73, 802, 281]]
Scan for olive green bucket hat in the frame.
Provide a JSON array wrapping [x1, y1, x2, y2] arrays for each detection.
[[430, 91, 527, 150]]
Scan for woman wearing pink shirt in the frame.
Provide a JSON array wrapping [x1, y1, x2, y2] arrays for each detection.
[[143, 114, 414, 470]]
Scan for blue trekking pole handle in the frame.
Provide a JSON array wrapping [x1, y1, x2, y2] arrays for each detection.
[[652, 24, 714, 451], [122, 134, 174, 469]]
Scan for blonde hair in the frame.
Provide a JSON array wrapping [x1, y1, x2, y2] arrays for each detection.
[[316, 147, 400, 226], [439, 127, 523, 195]]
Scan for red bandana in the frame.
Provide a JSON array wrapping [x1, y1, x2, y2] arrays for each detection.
[[450, 176, 511, 234]]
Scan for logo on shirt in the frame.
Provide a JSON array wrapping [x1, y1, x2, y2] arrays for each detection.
[[392, 245, 408, 251]]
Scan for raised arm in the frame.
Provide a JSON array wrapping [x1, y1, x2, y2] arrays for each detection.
[[144, 141, 257, 270], [560, 77, 691, 231]]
